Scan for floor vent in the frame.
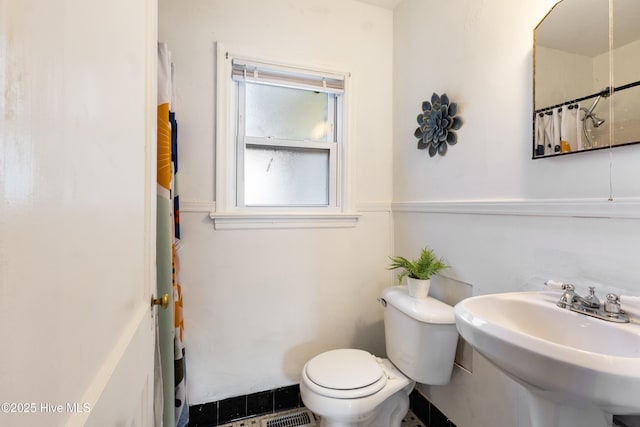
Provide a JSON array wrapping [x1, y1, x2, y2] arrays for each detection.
[[261, 409, 318, 427]]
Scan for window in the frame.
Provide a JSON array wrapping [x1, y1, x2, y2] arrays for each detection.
[[213, 50, 358, 229], [234, 58, 344, 208]]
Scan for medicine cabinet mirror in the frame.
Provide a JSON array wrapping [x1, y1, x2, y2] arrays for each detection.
[[533, 0, 640, 158]]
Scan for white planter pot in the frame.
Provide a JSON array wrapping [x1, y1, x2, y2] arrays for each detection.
[[407, 277, 431, 299]]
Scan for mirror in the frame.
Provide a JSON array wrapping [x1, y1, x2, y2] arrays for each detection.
[[533, 0, 640, 158]]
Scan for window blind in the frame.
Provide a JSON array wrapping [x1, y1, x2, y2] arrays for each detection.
[[231, 58, 345, 93]]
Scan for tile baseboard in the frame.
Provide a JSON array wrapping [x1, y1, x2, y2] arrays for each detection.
[[410, 389, 458, 427], [188, 385, 457, 427], [189, 385, 302, 426]]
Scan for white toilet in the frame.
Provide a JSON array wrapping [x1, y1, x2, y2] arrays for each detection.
[[300, 286, 459, 427]]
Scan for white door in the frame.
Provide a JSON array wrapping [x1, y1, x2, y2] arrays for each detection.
[[0, 1, 158, 426]]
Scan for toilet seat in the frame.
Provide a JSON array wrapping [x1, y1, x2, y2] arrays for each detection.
[[303, 349, 388, 399]]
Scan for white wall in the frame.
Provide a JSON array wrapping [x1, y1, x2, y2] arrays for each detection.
[[393, 1, 640, 426], [158, 0, 394, 404], [395, 0, 640, 202]]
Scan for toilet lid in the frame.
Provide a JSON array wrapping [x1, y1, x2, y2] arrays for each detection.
[[305, 349, 384, 390]]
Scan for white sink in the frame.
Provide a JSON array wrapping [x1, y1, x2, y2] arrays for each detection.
[[454, 291, 640, 426]]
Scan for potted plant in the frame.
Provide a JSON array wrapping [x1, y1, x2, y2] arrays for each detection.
[[388, 247, 449, 298]]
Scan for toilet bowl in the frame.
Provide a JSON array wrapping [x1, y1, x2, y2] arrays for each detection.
[[300, 349, 414, 427], [300, 286, 459, 427]]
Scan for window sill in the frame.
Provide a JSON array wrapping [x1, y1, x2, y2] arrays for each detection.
[[208, 212, 361, 230]]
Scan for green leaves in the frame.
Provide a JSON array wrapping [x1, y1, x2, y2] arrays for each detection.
[[387, 247, 449, 284]]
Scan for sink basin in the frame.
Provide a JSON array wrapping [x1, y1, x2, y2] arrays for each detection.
[[454, 291, 640, 421]]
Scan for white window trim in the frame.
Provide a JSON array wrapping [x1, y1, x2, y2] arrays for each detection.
[[212, 43, 359, 230]]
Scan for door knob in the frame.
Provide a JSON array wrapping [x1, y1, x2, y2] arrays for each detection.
[[151, 293, 169, 309]]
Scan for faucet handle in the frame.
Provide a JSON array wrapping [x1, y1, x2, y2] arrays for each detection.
[[604, 293, 621, 314], [556, 283, 577, 308]]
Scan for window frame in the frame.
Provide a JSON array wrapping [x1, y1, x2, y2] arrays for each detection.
[[212, 45, 359, 229]]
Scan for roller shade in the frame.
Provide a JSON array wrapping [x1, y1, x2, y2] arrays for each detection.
[[231, 58, 345, 94]]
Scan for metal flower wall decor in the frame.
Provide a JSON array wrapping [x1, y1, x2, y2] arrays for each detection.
[[415, 93, 463, 157]]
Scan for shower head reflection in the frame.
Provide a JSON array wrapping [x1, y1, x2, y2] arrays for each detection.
[[590, 115, 605, 128]]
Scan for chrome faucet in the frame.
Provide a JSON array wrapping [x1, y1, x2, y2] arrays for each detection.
[[575, 286, 601, 309], [554, 283, 629, 323]]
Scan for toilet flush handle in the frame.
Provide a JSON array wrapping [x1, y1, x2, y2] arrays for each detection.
[[377, 298, 387, 307]]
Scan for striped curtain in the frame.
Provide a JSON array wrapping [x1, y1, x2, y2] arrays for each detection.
[[157, 42, 188, 427], [171, 92, 188, 427]]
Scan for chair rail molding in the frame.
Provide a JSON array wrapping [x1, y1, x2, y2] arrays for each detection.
[[391, 198, 640, 219]]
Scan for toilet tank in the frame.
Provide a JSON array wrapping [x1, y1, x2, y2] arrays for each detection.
[[381, 286, 458, 385]]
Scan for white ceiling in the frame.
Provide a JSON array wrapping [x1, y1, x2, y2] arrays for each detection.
[[354, 0, 403, 10]]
